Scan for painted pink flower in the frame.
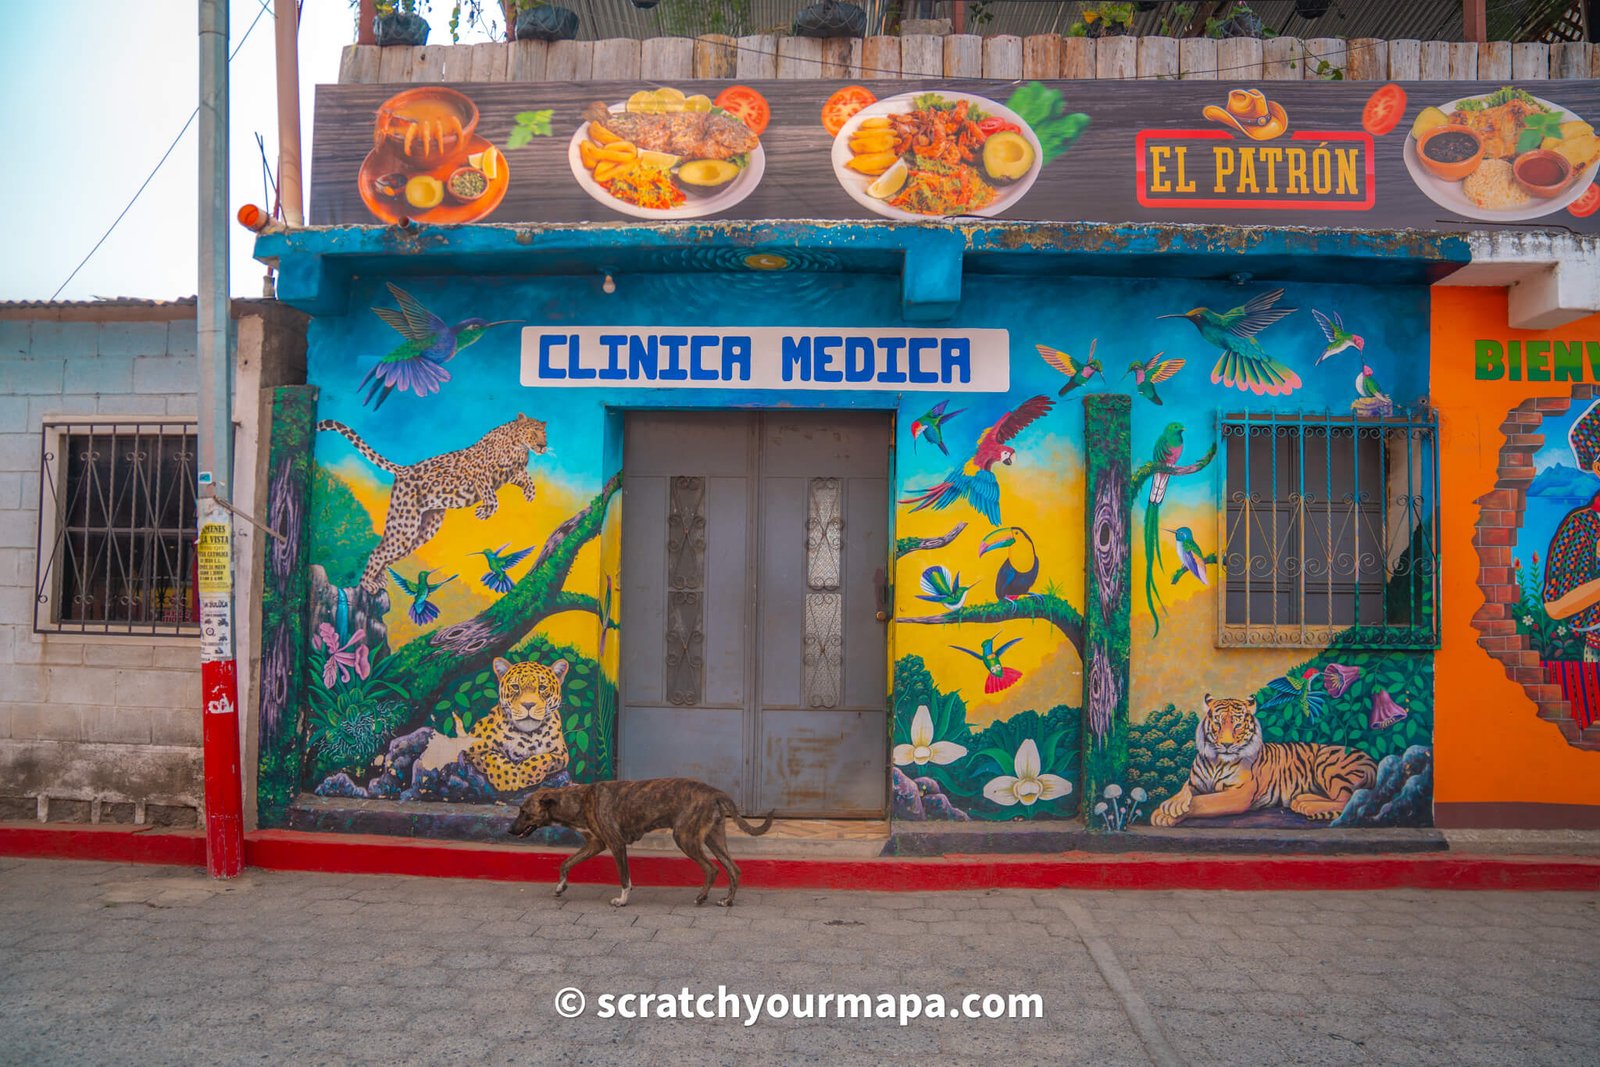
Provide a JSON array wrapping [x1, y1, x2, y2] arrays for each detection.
[[1368, 689, 1408, 729], [312, 622, 338, 653], [320, 630, 371, 688], [1323, 663, 1362, 698]]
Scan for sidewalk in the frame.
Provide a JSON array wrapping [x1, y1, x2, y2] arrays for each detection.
[[2, 855, 1597, 1066]]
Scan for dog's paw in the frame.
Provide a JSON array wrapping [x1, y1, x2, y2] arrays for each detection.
[[609, 897, 628, 908], [715, 897, 735, 908]]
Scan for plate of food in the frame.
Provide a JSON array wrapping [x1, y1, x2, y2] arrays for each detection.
[[358, 86, 510, 224], [568, 87, 767, 219], [831, 91, 1043, 220], [1403, 86, 1600, 222]]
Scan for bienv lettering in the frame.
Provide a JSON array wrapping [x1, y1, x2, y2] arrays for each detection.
[[1474, 338, 1600, 382], [521, 327, 1009, 392]]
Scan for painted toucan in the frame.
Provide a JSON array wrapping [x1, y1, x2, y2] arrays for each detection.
[[979, 526, 1039, 601]]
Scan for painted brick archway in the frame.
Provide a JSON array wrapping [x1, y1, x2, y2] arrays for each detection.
[[1471, 386, 1600, 751]]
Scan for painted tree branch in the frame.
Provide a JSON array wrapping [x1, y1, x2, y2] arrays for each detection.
[[895, 522, 967, 559], [896, 593, 1085, 660], [386, 473, 622, 710]]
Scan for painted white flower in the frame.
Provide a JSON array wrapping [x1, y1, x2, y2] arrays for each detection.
[[1522, 615, 1534, 625], [1130, 787, 1147, 802], [892, 705, 968, 767], [983, 739, 1072, 807]]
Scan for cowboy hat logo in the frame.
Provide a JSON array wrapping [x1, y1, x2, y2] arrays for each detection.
[[1203, 88, 1290, 141]]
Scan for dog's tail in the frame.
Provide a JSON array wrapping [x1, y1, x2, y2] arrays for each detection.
[[718, 796, 774, 836]]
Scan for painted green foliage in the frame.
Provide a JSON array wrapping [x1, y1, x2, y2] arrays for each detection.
[[308, 466, 380, 590], [893, 654, 1080, 820]]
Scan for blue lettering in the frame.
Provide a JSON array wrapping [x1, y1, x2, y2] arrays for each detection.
[[660, 335, 688, 380], [813, 335, 843, 383], [877, 337, 907, 384], [782, 337, 811, 381], [598, 334, 627, 380], [628, 336, 658, 381], [567, 332, 595, 379], [690, 336, 719, 381], [539, 335, 566, 380], [845, 337, 874, 383], [941, 338, 971, 384], [908, 337, 937, 384], [723, 336, 751, 381]]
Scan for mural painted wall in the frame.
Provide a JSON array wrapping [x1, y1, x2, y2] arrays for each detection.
[[1433, 286, 1600, 828], [258, 263, 1437, 833]]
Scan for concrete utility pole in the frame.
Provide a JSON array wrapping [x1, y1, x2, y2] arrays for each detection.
[[197, 0, 244, 879], [274, 0, 304, 226]]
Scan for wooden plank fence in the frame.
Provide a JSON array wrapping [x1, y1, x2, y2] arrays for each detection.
[[338, 35, 1600, 85]]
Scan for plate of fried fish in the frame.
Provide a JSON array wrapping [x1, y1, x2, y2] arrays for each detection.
[[1403, 86, 1600, 222], [568, 87, 767, 219]]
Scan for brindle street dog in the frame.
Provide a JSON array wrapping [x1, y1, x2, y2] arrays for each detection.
[[508, 778, 773, 907]]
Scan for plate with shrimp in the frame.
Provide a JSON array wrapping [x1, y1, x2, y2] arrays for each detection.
[[830, 91, 1043, 220]]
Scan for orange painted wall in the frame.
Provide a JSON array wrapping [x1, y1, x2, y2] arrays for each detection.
[[1432, 286, 1600, 810]]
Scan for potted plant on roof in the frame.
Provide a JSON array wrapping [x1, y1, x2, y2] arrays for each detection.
[[504, 0, 579, 42], [373, 0, 432, 46], [793, 0, 867, 38]]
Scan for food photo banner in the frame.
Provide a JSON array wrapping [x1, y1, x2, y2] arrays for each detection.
[[309, 79, 1600, 232]]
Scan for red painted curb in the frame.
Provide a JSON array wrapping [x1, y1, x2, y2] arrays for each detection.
[[0, 824, 207, 867], [4, 825, 1599, 892]]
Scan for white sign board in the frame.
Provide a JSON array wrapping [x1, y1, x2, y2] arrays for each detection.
[[521, 327, 1010, 392]]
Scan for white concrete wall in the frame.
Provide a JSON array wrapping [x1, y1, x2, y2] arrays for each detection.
[[0, 311, 204, 824]]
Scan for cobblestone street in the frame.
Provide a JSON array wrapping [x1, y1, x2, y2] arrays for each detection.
[[1, 856, 1596, 1066]]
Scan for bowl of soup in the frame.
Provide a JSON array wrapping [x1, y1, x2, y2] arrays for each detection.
[[373, 87, 479, 169], [1416, 124, 1484, 182], [1513, 149, 1575, 199]]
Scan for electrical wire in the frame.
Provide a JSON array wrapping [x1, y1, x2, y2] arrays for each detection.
[[49, 0, 274, 301]]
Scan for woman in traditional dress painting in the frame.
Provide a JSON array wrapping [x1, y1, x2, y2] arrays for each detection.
[[1543, 399, 1600, 663]]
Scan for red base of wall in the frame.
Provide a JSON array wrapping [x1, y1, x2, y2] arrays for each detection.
[[4, 824, 1598, 892]]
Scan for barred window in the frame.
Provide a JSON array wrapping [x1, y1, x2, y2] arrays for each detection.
[[1220, 412, 1439, 649], [35, 420, 198, 635]]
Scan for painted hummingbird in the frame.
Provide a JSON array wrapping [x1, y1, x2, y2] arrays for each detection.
[[1312, 309, 1364, 364], [909, 399, 967, 457], [1263, 666, 1327, 721], [1148, 422, 1185, 505], [916, 565, 974, 609], [901, 396, 1054, 526], [1036, 339, 1103, 396], [1158, 288, 1301, 396], [1123, 352, 1186, 406], [950, 634, 1024, 695], [1164, 527, 1214, 588], [1356, 364, 1386, 399], [979, 526, 1039, 601], [473, 543, 535, 594], [388, 567, 456, 625], [359, 282, 521, 410]]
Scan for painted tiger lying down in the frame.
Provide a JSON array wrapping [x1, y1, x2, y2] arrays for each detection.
[[1151, 694, 1376, 827]]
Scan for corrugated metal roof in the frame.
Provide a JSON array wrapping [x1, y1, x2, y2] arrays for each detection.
[[0, 296, 197, 309]]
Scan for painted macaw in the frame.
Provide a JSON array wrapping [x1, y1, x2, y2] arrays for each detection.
[[358, 282, 521, 410], [1036, 339, 1103, 397], [917, 565, 973, 609], [388, 567, 456, 625], [473, 543, 535, 594], [1124, 352, 1186, 406], [909, 399, 966, 457], [979, 526, 1039, 601], [1263, 666, 1327, 721], [1148, 422, 1185, 505], [1158, 288, 1301, 396], [951, 634, 1024, 694], [1313, 309, 1364, 364], [1165, 526, 1215, 587], [900, 396, 1055, 525]]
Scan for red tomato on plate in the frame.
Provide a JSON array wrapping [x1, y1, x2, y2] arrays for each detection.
[[822, 86, 876, 136], [714, 86, 771, 136], [1570, 182, 1600, 219], [1361, 83, 1407, 137]]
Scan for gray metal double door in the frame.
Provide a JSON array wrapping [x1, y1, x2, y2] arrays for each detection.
[[620, 411, 889, 817]]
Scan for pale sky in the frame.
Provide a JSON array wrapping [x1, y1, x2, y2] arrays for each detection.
[[0, 1, 498, 302]]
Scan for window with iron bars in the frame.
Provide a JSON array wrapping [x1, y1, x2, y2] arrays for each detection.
[[1219, 412, 1439, 649], [35, 420, 199, 635]]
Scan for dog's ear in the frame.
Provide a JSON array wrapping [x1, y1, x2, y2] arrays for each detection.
[[539, 792, 560, 811]]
